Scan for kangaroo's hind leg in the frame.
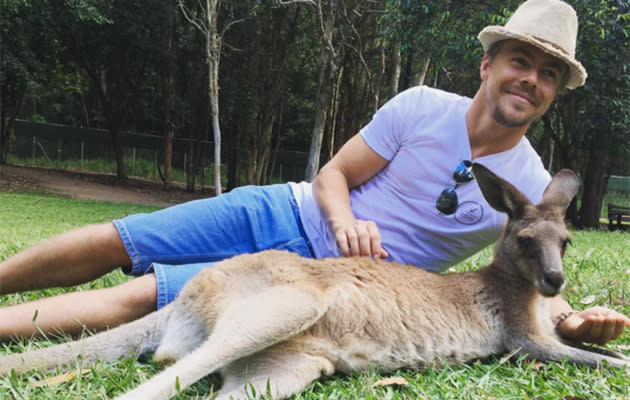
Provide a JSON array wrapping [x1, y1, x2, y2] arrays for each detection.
[[216, 345, 335, 400], [113, 284, 329, 400], [152, 304, 208, 365]]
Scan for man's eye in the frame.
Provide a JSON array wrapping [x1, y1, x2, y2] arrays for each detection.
[[513, 57, 528, 66]]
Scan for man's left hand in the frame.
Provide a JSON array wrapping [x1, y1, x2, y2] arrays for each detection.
[[556, 306, 630, 345]]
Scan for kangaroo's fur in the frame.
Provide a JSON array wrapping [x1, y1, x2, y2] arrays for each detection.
[[1, 164, 628, 399]]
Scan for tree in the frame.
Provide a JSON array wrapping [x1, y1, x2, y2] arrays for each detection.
[[244, 5, 301, 185], [39, 0, 166, 181], [304, 0, 385, 181], [551, 0, 630, 228], [159, 0, 178, 187], [0, 1, 57, 164], [304, 0, 338, 181], [179, 0, 230, 195]]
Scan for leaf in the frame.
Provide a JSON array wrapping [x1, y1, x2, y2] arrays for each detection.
[[525, 360, 544, 370], [580, 295, 596, 305], [373, 376, 409, 387], [29, 369, 91, 387]]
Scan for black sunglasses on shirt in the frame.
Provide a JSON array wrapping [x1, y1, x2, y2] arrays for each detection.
[[436, 160, 474, 215]]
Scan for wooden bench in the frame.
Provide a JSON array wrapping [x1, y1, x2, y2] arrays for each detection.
[[608, 203, 630, 231]]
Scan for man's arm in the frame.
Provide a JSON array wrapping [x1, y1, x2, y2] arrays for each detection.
[[313, 133, 390, 258]]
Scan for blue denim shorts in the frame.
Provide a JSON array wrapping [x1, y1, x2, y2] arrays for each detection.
[[113, 184, 314, 309]]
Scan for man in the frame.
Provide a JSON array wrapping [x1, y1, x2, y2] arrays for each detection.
[[1, 0, 628, 345]]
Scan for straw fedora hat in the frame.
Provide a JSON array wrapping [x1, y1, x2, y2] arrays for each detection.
[[478, 0, 587, 89]]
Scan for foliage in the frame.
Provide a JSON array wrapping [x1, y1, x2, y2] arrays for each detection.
[[0, 0, 59, 162], [547, 0, 630, 228], [6, 0, 630, 200]]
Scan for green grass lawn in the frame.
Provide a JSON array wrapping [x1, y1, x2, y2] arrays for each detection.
[[0, 191, 629, 399]]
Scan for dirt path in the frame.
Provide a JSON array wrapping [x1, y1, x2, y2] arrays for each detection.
[[0, 164, 210, 207]]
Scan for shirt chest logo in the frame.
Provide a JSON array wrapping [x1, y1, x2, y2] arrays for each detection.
[[454, 201, 484, 225]]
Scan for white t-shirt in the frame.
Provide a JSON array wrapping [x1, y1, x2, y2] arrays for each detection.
[[290, 86, 551, 272]]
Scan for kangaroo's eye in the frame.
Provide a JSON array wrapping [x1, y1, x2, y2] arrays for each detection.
[[517, 237, 534, 251]]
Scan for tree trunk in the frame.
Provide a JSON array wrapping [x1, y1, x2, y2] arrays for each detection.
[[305, 0, 337, 181], [578, 149, 609, 229], [417, 55, 431, 86], [89, 69, 127, 181], [305, 53, 336, 181], [244, 6, 299, 185], [160, 0, 176, 187], [108, 119, 127, 181], [186, 137, 196, 192], [206, 0, 222, 195], [101, 97, 127, 182], [0, 80, 27, 164], [554, 98, 583, 227], [389, 42, 401, 98], [326, 65, 343, 163]]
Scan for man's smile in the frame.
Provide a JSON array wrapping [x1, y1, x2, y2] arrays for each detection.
[[504, 84, 539, 106]]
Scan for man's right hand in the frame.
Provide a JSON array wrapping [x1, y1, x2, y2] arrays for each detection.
[[333, 219, 388, 259], [312, 133, 391, 260]]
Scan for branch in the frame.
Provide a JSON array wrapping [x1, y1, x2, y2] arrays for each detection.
[[276, 0, 316, 5], [178, 0, 207, 33], [220, 17, 248, 38]]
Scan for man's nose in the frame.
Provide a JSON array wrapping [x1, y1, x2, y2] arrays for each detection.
[[520, 68, 539, 88]]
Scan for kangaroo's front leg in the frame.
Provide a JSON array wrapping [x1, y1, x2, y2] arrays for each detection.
[[515, 336, 630, 370], [114, 284, 329, 400], [565, 341, 630, 362]]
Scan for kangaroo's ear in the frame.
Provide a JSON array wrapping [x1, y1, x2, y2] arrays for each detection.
[[472, 163, 531, 219], [540, 169, 579, 212]]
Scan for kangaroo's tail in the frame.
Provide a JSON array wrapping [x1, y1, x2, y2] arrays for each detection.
[[0, 306, 169, 374]]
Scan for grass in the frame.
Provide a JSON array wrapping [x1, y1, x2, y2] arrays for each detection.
[[0, 190, 629, 399]]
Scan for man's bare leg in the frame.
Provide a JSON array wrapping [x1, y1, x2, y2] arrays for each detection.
[[0, 222, 130, 295], [0, 274, 157, 341]]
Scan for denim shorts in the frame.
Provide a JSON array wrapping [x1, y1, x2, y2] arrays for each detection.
[[113, 183, 314, 309]]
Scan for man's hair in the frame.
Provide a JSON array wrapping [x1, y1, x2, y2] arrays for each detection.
[[486, 40, 505, 61]]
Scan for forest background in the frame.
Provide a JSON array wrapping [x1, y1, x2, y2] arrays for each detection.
[[1, 0, 629, 229]]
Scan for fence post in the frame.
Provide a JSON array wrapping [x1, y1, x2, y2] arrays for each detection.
[[81, 141, 85, 168], [56, 138, 62, 164]]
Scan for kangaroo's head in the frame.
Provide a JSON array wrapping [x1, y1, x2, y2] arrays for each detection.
[[472, 163, 580, 297]]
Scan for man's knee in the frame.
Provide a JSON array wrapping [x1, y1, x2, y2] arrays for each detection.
[[93, 222, 132, 267], [113, 274, 158, 316]]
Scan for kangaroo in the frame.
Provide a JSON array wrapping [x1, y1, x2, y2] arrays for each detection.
[[0, 163, 628, 400]]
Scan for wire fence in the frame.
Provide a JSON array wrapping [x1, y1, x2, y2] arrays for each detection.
[[9, 120, 308, 185]]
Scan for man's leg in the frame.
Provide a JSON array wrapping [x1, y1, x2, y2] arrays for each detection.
[[0, 222, 130, 295], [0, 274, 157, 341]]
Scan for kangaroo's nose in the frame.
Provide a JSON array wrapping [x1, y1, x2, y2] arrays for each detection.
[[540, 272, 565, 296]]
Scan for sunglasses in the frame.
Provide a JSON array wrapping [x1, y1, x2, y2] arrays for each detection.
[[436, 160, 474, 215]]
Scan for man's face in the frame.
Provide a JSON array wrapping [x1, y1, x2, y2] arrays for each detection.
[[481, 40, 568, 128]]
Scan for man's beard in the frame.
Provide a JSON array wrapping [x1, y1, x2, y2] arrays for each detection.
[[492, 83, 541, 128], [492, 105, 532, 128]]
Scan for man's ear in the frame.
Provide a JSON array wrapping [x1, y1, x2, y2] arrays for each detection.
[[480, 54, 491, 81]]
